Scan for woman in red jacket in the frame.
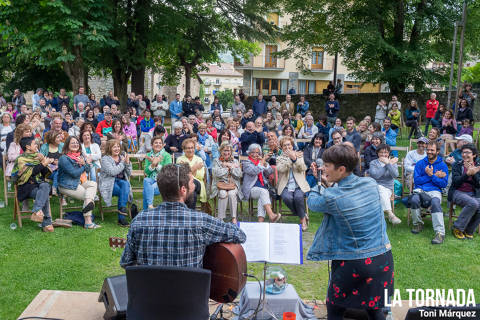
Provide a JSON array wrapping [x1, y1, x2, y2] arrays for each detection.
[[424, 92, 439, 136]]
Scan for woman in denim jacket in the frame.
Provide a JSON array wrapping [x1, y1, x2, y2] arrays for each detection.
[[307, 144, 393, 320]]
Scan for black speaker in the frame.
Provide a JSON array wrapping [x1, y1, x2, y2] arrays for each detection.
[[98, 275, 128, 320], [406, 305, 480, 320]]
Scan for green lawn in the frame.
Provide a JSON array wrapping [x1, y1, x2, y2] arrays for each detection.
[[1, 131, 480, 319]]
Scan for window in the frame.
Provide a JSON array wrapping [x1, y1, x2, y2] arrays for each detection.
[[265, 45, 278, 68], [204, 88, 210, 94], [280, 80, 288, 94], [267, 13, 279, 26], [308, 80, 316, 94], [254, 78, 288, 95], [215, 78, 220, 85], [311, 47, 324, 70], [298, 80, 307, 94]]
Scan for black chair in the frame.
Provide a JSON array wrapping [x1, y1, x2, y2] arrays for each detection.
[[126, 265, 212, 320]]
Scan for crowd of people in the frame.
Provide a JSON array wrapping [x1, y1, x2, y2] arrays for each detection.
[[1, 85, 478, 243]]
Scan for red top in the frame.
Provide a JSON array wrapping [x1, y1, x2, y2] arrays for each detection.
[[426, 99, 439, 118]]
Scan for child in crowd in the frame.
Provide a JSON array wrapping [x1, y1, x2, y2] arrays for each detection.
[[388, 103, 401, 131], [458, 119, 473, 137], [375, 99, 387, 125], [292, 113, 304, 135]]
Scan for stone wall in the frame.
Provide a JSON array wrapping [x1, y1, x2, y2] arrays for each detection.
[[243, 91, 479, 122]]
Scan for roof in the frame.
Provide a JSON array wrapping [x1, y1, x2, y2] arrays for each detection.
[[198, 63, 243, 77]]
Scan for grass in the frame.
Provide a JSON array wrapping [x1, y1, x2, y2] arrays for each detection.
[[1, 129, 480, 319]]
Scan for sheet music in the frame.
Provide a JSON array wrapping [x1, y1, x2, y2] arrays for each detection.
[[239, 222, 270, 262], [268, 224, 302, 264]]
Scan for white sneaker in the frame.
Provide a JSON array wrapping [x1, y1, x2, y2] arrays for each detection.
[[387, 211, 402, 225]]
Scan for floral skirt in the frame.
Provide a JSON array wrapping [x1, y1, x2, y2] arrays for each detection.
[[326, 250, 394, 310]]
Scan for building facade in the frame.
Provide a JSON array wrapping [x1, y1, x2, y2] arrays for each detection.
[[235, 13, 381, 96]]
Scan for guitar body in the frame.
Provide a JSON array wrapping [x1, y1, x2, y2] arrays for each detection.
[[203, 243, 247, 303], [108, 238, 247, 303]]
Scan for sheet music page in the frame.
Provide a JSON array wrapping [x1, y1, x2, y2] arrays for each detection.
[[239, 222, 270, 262], [268, 223, 302, 264]]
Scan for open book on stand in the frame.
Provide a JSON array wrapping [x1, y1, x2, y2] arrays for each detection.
[[238, 222, 303, 265]]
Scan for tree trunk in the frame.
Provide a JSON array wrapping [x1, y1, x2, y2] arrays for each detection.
[[112, 67, 130, 112], [131, 67, 145, 96], [62, 46, 85, 94], [184, 64, 192, 97]]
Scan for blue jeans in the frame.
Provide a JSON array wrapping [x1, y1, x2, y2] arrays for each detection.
[[112, 178, 130, 219], [89, 166, 97, 182], [29, 182, 52, 227], [51, 170, 58, 188], [143, 177, 160, 209]]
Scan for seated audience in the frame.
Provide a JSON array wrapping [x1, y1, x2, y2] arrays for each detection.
[[448, 144, 480, 240], [58, 136, 98, 229], [99, 139, 133, 227], [240, 121, 265, 156], [458, 119, 473, 137], [121, 114, 137, 150], [298, 115, 318, 140], [368, 144, 401, 224], [382, 118, 398, 156], [6, 123, 32, 178], [211, 142, 242, 223], [364, 132, 384, 173], [304, 133, 325, 187], [241, 143, 281, 222], [40, 131, 64, 195], [96, 111, 113, 138], [176, 138, 211, 214], [80, 130, 101, 182], [326, 129, 344, 148], [277, 136, 310, 231], [345, 116, 361, 152], [165, 121, 186, 158], [316, 114, 330, 138], [410, 141, 448, 244], [328, 118, 344, 142], [404, 137, 428, 190], [12, 137, 54, 232], [106, 119, 128, 153], [406, 99, 421, 139], [387, 103, 401, 131], [142, 136, 172, 210]]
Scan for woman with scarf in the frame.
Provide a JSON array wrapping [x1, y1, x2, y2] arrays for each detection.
[[99, 139, 133, 227], [12, 136, 54, 232], [142, 136, 172, 210], [58, 136, 99, 229], [211, 142, 242, 223], [241, 143, 282, 222], [40, 131, 64, 196]]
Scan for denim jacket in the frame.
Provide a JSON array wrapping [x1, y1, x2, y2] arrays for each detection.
[[307, 174, 391, 261], [57, 155, 90, 190]]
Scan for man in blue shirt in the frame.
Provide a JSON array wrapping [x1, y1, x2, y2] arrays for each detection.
[[252, 94, 267, 117], [296, 95, 309, 117], [240, 121, 265, 155], [169, 93, 183, 122], [325, 93, 340, 127], [410, 140, 448, 244], [382, 118, 398, 157]]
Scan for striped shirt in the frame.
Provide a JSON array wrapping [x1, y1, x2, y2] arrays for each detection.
[[120, 202, 246, 268]]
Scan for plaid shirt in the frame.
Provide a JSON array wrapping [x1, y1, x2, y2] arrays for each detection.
[[120, 202, 246, 268]]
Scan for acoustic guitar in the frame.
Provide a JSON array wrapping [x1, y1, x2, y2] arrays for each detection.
[[109, 237, 247, 303]]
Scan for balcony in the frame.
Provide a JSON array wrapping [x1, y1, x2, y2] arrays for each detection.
[[309, 57, 335, 73], [234, 54, 285, 70]]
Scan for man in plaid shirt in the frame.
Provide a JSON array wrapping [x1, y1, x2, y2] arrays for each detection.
[[120, 163, 246, 268]]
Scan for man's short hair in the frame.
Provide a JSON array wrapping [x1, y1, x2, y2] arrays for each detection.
[[332, 129, 343, 138], [461, 143, 478, 156], [427, 140, 440, 152], [346, 116, 356, 123], [157, 163, 191, 202], [19, 136, 35, 152], [173, 121, 183, 129], [376, 143, 391, 155], [322, 144, 358, 172]]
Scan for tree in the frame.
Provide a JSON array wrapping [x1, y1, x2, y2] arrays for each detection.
[[215, 89, 234, 109], [0, 0, 112, 93], [462, 63, 480, 84], [279, 0, 480, 94], [153, 0, 278, 96]]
